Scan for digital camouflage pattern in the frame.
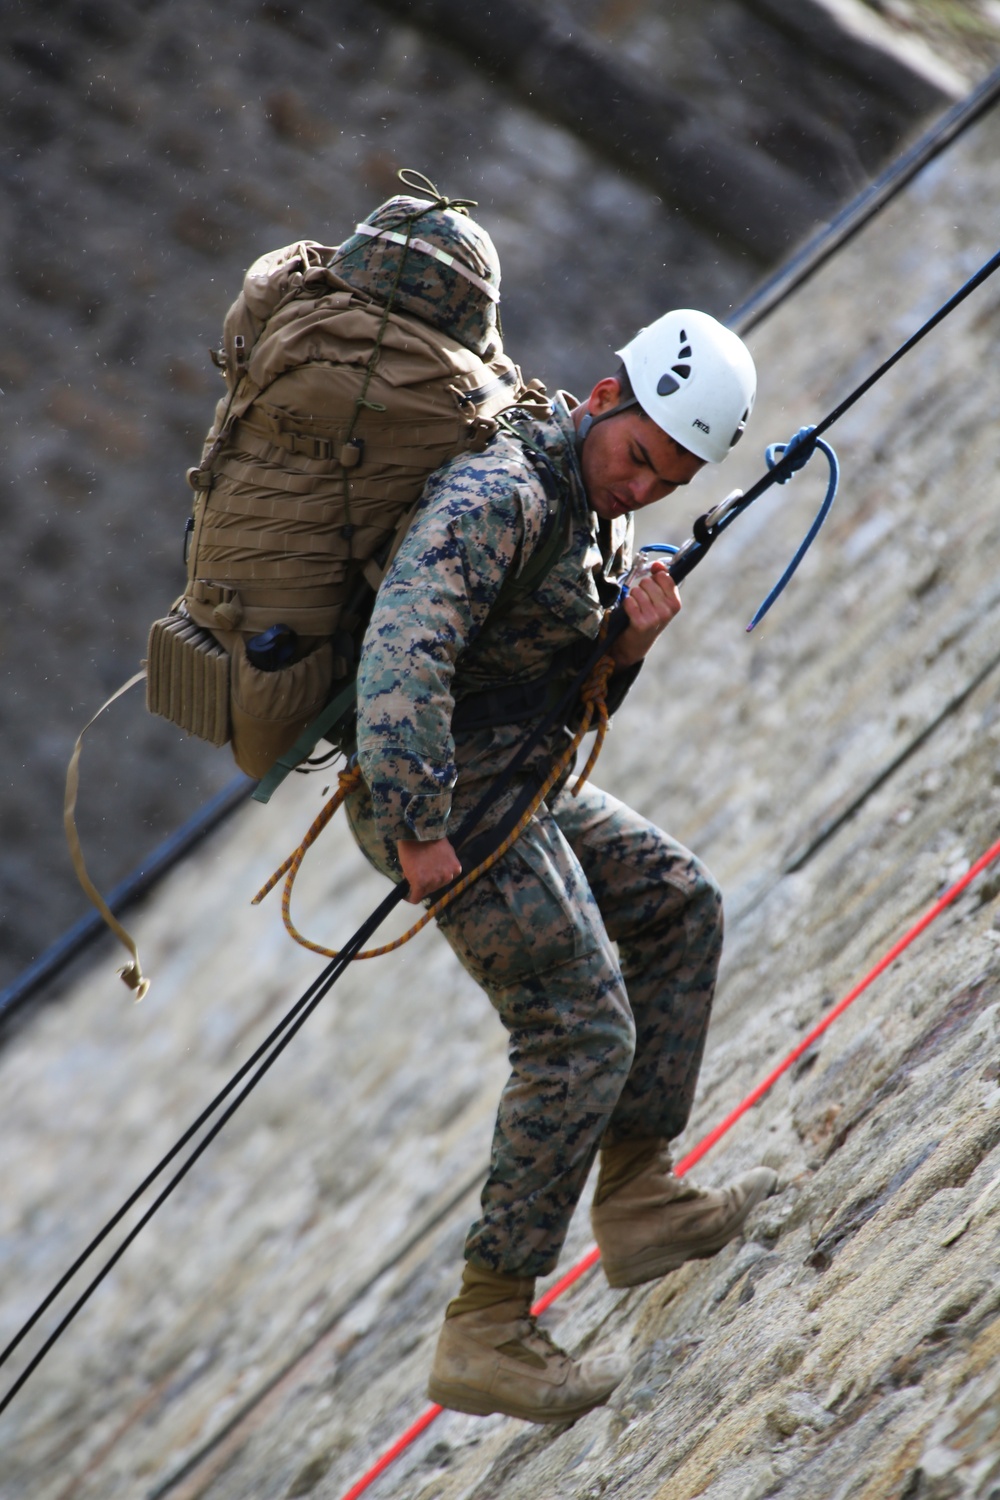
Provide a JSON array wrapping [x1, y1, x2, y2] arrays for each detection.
[[352, 393, 632, 848], [333, 193, 502, 356], [348, 777, 723, 1277], [347, 395, 723, 1277]]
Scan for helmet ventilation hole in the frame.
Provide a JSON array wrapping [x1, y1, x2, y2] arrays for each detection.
[[656, 331, 695, 396]]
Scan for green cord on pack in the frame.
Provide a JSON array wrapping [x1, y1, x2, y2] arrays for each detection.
[[396, 167, 478, 215]]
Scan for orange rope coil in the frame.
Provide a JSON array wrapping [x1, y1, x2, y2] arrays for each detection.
[[253, 650, 618, 960]]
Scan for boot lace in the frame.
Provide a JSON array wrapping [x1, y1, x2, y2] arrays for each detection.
[[498, 1316, 567, 1368]]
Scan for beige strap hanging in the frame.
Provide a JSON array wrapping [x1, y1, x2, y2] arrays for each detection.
[[64, 670, 151, 1001]]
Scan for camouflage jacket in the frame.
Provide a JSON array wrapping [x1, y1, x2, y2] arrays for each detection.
[[355, 393, 634, 847]]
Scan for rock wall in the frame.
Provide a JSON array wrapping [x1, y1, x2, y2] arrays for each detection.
[[377, 0, 965, 254], [1, 0, 990, 987], [2, 81, 1000, 1500]]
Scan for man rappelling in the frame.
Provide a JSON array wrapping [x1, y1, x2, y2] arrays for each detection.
[[344, 309, 778, 1424], [43, 171, 1000, 1451], [66, 179, 787, 1423]]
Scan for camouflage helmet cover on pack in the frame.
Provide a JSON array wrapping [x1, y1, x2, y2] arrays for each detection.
[[332, 194, 501, 357]]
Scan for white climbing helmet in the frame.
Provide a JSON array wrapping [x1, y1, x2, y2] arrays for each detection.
[[617, 309, 757, 465]]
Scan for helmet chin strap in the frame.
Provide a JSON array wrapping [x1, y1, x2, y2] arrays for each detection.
[[575, 397, 640, 452]]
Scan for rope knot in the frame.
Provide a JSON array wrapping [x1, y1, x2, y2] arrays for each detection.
[[339, 762, 364, 796], [766, 424, 817, 483], [579, 653, 615, 706], [118, 962, 150, 1002], [396, 168, 477, 216]]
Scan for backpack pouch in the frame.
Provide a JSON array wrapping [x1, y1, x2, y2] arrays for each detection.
[[230, 639, 334, 780], [147, 613, 231, 747]]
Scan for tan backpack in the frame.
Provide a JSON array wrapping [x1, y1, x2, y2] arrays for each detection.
[[147, 183, 535, 781]]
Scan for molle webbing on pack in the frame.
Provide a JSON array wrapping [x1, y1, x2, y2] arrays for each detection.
[[150, 213, 531, 782], [184, 275, 523, 642]]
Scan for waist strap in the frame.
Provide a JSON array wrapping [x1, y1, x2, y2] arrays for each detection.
[[452, 648, 642, 735], [452, 676, 562, 733], [453, 653, 581, 734]]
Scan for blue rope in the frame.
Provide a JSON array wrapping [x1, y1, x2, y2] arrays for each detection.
[[636, 425, 839, 630], [746, 425, 839, 632]]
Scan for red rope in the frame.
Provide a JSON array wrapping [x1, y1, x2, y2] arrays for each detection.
[[675, 833, 1000, 1176], [338, 833, 1000, 1500], [340, 1405, 443, 1500]]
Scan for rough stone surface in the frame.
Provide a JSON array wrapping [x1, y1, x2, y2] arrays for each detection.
[[373, 0, 966, 257], [2, 88, 1000, 1500], [2, 0, 995, 985]]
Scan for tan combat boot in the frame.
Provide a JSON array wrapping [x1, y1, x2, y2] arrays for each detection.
[[427, 1263, 625, 1423], [591, 1138, 777, 1289]]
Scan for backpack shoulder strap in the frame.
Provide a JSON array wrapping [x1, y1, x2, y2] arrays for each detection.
[[488, 415, 571, 626]]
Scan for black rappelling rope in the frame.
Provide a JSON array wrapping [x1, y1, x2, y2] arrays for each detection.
[[3, 243, 1000, 1416], [667, 244, 1000, 587], [0, 884, 404, 1417], [0, 648, 598, 1412]]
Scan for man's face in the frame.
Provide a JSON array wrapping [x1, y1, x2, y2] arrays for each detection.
[[576, 377, 706, 522]]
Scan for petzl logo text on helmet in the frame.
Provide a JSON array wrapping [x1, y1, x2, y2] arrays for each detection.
[[655, 329, 693, 396], [693, 419, 710, 433]]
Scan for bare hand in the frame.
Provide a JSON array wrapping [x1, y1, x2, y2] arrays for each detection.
[[611, 562, 682, 669], [397, 837, 463, 904]]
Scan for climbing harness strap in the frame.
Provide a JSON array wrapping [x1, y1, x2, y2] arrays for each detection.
[[252, 646, 618, 959]]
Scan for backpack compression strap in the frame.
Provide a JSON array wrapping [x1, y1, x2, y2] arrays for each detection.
[[348, 223, 501, 303]]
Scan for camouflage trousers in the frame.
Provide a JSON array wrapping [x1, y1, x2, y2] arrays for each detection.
[[346, 773, 723, 1279]]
